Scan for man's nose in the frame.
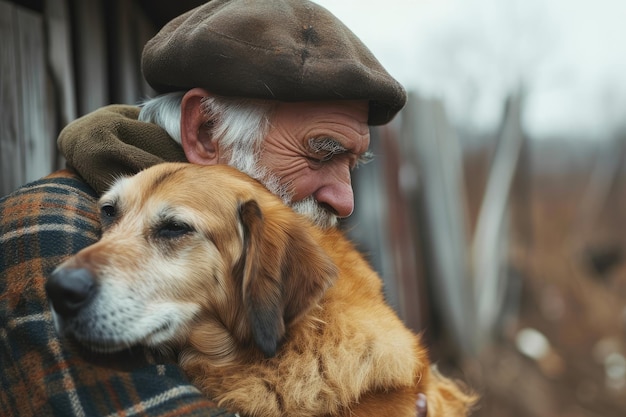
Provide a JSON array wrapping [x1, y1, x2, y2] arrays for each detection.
[[314, 170, 354, 218]]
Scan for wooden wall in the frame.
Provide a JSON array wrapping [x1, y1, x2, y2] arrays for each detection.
[[0, 0, 158, 197], [1, 1, 52, 196]]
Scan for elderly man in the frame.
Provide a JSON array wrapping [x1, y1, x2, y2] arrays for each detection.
[[0, 0, 427, 416]]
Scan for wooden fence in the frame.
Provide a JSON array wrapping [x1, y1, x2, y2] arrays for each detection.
[[0, 0, 158, 197], [1, 1, 53, 195]]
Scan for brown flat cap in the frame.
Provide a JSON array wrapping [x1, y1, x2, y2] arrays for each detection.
[[142, 0, 406, 125]]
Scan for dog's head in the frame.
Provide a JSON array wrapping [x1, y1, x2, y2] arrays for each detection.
[[46, 163, 337, 361]]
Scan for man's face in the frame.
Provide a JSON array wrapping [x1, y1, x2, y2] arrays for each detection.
[[257, 100, 371, 227]]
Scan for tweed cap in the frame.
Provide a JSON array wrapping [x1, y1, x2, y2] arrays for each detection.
[[141, 0, 406, 125]]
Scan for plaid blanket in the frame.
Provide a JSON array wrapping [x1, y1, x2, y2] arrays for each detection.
[[0, 169, 236, 417]]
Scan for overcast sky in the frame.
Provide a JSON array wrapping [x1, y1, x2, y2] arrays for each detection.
[[314, 0, 626, 141]]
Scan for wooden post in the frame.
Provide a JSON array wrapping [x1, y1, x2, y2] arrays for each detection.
[[0, 1, 23, 196], [45, 0, 77, 169], [401, 93, 477, 356], [472, 93, 525, 347], [73, 0, 107, 115]]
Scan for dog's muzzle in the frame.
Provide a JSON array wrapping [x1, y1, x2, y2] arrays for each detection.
[[46, 267, 97, 318]]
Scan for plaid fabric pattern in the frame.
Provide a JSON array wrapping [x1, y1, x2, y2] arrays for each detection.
[[0, 170, 236, 417]]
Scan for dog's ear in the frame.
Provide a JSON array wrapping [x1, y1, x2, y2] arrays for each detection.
[[237, 199, 337, 357]]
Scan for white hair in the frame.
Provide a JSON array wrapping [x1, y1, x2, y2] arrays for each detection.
[[197, 95, 274, 176], [138, 92, 337, 228], [138, 92, 186, 142], [139, 93, 273, 172]]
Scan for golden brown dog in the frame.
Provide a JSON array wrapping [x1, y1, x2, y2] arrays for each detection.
[[47, 163, 475, 417]]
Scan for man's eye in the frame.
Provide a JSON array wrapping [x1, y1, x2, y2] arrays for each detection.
[[156, 220, 193, 239], [307, 155, 331, 166], [316, 152, 336, 162]]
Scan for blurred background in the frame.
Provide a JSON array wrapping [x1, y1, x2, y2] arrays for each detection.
[[2, 0, 626, 416]]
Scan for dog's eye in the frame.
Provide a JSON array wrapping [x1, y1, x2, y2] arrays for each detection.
[[156, 220, 193, 239], [101, 204, 116, 218]]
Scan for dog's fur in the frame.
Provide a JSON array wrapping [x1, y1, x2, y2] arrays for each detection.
[[49, 163, 475, 417]]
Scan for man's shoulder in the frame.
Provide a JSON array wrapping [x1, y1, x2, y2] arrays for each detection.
[[1, 169, 99, 228], [0, 169, 100, 274], [1, 168, 98, 206]]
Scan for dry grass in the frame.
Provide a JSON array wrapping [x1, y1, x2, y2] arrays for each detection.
[[458, 144, 626, 417]]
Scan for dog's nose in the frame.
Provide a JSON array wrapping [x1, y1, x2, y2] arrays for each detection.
[[46, 268, 96, 317]]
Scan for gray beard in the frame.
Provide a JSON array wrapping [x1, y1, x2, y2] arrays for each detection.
[[229, 157, 338, 229], [289, 197, 338, 229]]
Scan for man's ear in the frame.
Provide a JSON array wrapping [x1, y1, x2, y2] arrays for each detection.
[[181, 88, 220, 165]]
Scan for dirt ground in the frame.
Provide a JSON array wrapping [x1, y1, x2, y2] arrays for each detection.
[[450, 143, 626, 417]]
